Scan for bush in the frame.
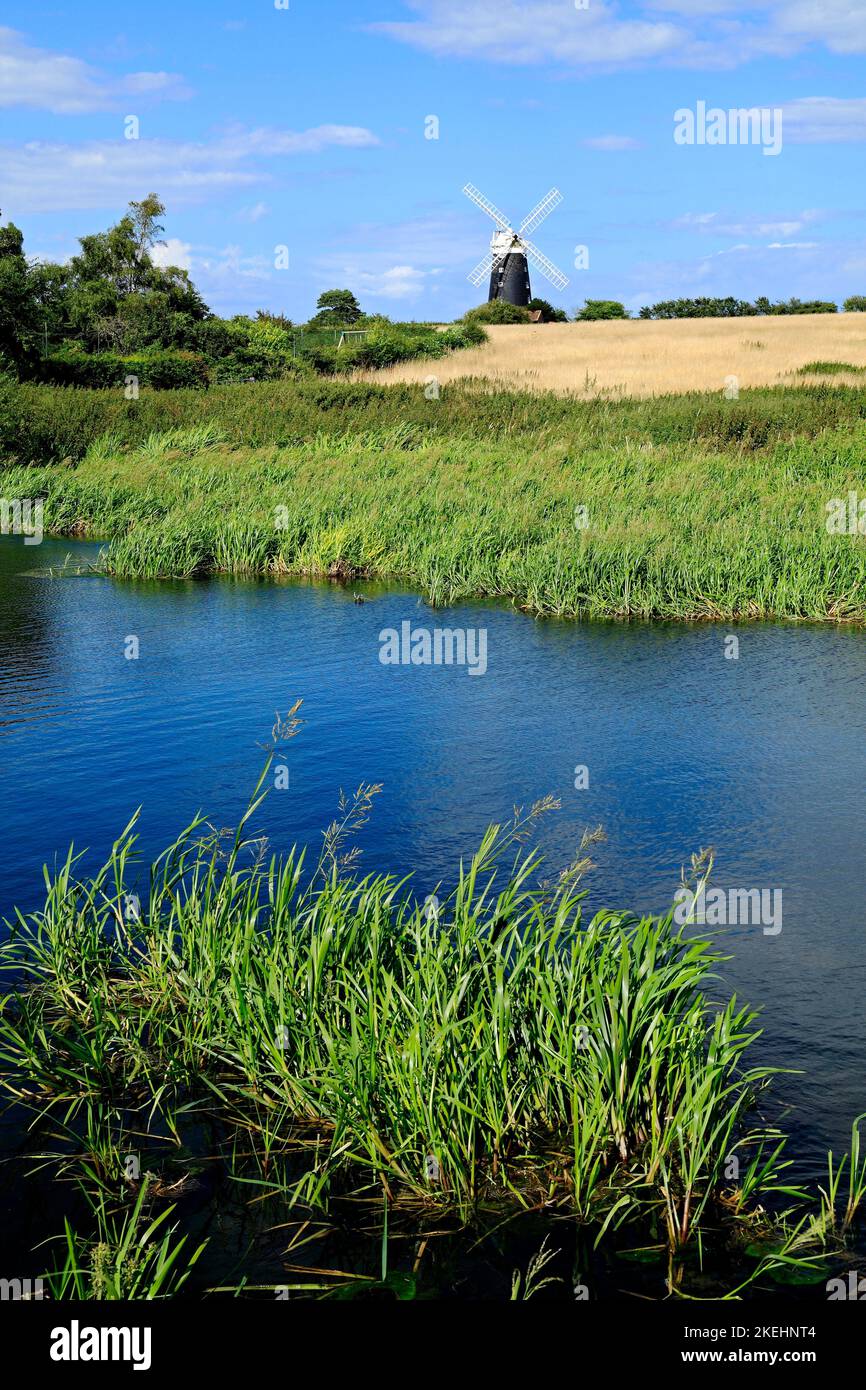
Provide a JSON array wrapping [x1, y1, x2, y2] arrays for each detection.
[[40, 346, 211, 389], [844, 296, 866, 313], [463, 301, 531, 325], [577, 300, 629, 321], [296, 321, 486, 375]]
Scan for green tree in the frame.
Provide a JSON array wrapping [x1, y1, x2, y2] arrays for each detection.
[[844, 296, 866, 313], [0, 216, 39, 372], [65, 195, 208, 349], [308, 289, 362, 328], [577, 300, 629, 321], [528, 297, 568, 322]]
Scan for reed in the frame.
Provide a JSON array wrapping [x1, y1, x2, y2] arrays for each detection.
[[0, 767, 859, 1298], [4, 390, 866, 618]]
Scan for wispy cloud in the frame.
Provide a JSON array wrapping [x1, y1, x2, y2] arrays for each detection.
[[670, 209, 826, 238], [373, 0, 866, 71], [315, 211, 479, 303], [0, 125, 381, 214], [237, 201, 271, 223], [372, 1, 694, 69], [0, 26, 190, 113]]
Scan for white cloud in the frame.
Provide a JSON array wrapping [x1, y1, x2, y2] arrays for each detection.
[[373, 0, 866, 70], [372, 1, 695, 69], [150, 238, 193, 271], [0, 125, 381, 214], [582, 135, 643, 151], [354, 264, 430, 299], [777, 0, 866, 55], [0, 26, 190, 113]]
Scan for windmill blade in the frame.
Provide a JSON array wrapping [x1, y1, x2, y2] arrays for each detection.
[[467, 250, 499, 287], [522, 236, 570, 291], [463, 183, 512, 231], [519, 188, 563, 237]]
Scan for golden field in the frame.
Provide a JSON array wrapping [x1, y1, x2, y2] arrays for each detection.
[[366, 313, 866, 398]]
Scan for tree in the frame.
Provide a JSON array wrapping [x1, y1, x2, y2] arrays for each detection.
[[528, 297, 568, 322], [0, 215, 39, 372], [308, 289, 362, 328], [844, 296, 866, 313], [577, 300, 629, 321]]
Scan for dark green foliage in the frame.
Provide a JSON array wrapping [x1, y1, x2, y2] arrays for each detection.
[[844, 296, 866, 313], [0, 218, 41, 373], [40, 346, 211, 390]]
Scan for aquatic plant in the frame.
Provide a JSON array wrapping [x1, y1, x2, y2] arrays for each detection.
[[3, 384, 866, 619]]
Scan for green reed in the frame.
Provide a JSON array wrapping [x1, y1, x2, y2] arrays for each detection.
[[0, 767, 834, 1257], [3, 389, 866, 618]]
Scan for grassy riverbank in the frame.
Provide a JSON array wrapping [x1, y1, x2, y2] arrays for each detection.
[[2, 378, 866, 620], [1, 773, 862, 1298]]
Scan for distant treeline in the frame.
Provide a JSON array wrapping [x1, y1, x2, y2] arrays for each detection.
[[638, 296, 862, 320]]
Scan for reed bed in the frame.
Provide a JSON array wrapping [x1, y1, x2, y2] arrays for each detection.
[[1, 770, 864, 1298], [5, 375, 866, 467], [4, 396, 866, 620]]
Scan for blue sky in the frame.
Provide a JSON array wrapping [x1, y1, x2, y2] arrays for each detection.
[[0, 1, 864, 319]]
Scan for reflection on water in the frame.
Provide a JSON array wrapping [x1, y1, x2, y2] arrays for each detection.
[[1, 535, 865, 1174]]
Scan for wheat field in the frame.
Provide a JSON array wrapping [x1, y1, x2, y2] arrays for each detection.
[[366, 313, 866, 398]]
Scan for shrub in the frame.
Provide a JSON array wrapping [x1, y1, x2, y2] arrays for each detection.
[[40, 346, 210, 389], [844, 296, 866, 313], [577, 300, 629, 321], [463, 301, 531, 325]]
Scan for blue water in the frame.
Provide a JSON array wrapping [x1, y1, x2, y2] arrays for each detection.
[[1, 534, 865, 1174]]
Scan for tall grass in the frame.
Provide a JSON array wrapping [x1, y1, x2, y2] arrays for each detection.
[[4, 401, 866, 618], [4, 375, 866, 466]]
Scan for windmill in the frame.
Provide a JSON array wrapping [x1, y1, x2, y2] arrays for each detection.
[[463, 183, 569, 308]]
